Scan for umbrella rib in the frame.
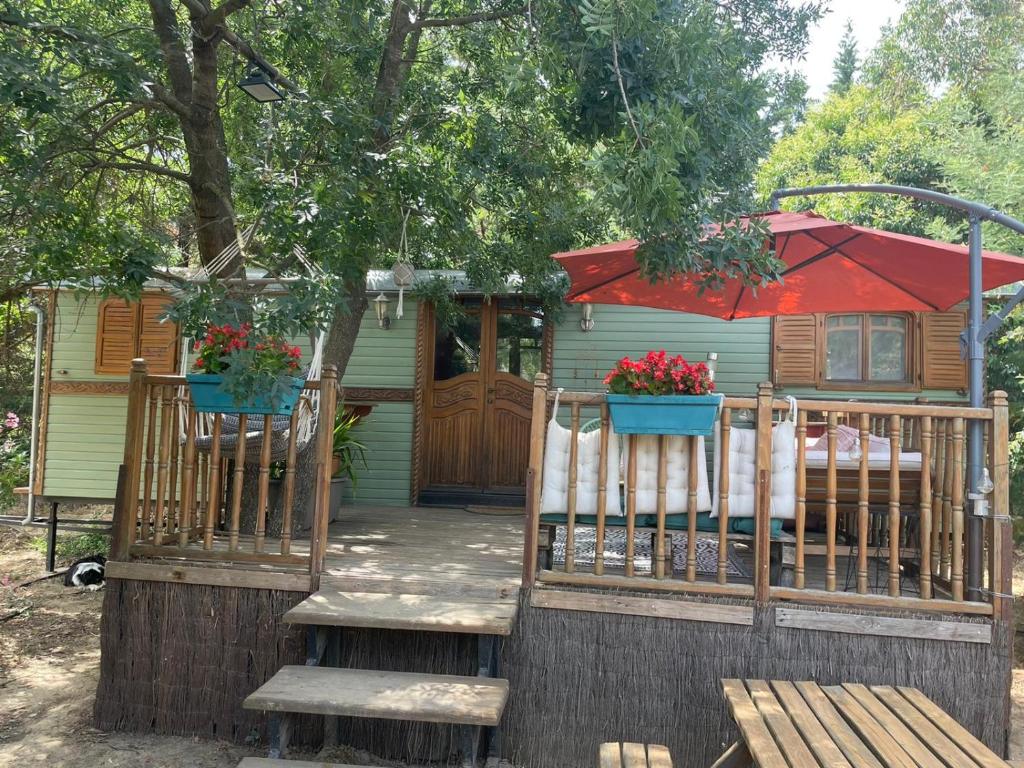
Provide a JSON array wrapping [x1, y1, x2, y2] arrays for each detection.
[[780, 233, 864, 277], [803, 231, 942, 311], [565, 265, 641, 301]]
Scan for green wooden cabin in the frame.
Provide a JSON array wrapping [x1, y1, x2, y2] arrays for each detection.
[[28, 270, 968, 510]]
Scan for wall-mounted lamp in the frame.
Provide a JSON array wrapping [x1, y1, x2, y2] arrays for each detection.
[[374, 292, 391, 330], [237, 66, 285, 103], [580, 302, 595, 332]]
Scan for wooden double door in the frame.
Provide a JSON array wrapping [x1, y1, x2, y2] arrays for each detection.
[[423, 297, 547, 496]]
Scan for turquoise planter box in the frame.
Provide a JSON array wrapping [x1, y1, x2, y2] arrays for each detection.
[[606, 393, 724, 436], [186, 373, 305, 415]]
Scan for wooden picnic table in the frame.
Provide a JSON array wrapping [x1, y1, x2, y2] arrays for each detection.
[[716, 679, 1009, 768]]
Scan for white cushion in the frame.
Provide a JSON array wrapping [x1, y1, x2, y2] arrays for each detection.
[[541, 418, 621, 516], [627, 435, 712, 514]]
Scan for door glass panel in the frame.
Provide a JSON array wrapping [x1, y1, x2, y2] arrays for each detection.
[[494, 311, 543, 381], [434, 312, 481, 381], [825, 315, 861, 380], [869, 315, 907, 381]]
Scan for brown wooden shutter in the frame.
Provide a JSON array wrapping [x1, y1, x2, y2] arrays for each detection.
[[138, 294, 178, 374], [771, 314, 818, 386], [921, 311, 967, 390], [95, 299, 137, 374]]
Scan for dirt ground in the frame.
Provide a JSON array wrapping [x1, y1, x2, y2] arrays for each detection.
[[0, 524, 1022, 767]]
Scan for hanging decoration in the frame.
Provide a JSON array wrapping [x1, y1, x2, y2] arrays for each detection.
[[391, 208, 415, 320]]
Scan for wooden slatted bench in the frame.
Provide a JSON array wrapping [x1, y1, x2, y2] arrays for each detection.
[[600, 742, 673, 768], [715, 679, 1011, 768]]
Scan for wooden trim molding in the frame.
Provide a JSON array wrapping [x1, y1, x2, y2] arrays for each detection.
[[51, 381, 130, 396], [774, 606, 992, 644], [34, 290, 57, 495], [345, 387, 414, 402], [410, 300, 431, 504]]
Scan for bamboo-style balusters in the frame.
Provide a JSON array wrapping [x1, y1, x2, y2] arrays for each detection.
[[594, 402, 610, 576], [565, 403, 580, 573], [717, 408, 732, 585], [918, 416, 933, 600], [856, 413, 870, 594], [654, 435, 668, 579], [625, 437, 638, 578], [825, 412, 838, 592], [887, 414, 902, 597], [950, 417, 965, 601]]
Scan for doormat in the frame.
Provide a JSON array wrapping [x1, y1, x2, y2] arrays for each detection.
[[552, 526, 746, 578]]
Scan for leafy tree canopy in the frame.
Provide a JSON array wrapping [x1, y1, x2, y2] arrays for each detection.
[[829, 19, 857, 95]]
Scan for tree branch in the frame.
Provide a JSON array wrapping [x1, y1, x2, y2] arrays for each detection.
[[148, 82, 191, 118], [202, 0, 251, 32], [85, 160, 193, 184], [219, 27, 302, 93], [409, 5, 526, 29]]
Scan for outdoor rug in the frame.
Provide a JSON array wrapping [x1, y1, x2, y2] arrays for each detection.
[[552, 526, 747, 578]]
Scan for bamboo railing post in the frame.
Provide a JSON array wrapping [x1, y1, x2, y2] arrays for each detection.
[[857, 413, 870, 594], [888, 414, 902, 597], [717, 408, 732, 586], [931, 419, 946, 578], [167, 390, 181, 538], [686, 435, 699, 583], [626, 436, 638, 578], [153, 386, 174, 546], [594, 402, 610, 576], [564, 402, 580, 573], [655, 435, 668, 579], [919, 416, 933, 599], [988, 391, 1011, 621], [794, 410, 806, 589], [753, 382, 774, 603], [950, 417, 965, 601], [521, 373, 548, 586], [280, 407, 300, 555], [203, 414, 222, 550], [141, 385, 159, 541], [941, 423, 955, 579], [825, 411, 838, 592], [111, 359, 149, 559], [309, 368, 339, 589], [228, 414, 247, 550], [254, 414, 273, 553], [178, 405, 197, 548]]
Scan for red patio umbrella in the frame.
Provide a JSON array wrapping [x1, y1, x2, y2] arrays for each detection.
[[553, 211, 1024, 318]]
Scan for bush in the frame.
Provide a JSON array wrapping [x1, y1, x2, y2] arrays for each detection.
[[0, 411, 29, 511], [30, 531, 110, 561]]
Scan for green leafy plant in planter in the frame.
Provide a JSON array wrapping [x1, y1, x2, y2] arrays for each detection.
[[603, 351, 721, 436], [332, 408, 368, 489], [188, 322, 305, 414]]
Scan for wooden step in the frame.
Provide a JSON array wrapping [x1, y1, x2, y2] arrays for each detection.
[[243, 666, 508, 726], [284, 590, 518, 635], [239, 759, 362, 768]]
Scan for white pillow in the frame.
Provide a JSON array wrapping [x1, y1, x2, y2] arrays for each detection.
[[711, 407, 798, 520], [541, 417, 621, 516], [627, 435, 712, 514]]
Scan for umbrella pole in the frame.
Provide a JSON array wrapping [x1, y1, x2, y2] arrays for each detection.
[[966, 217, 985, 602]]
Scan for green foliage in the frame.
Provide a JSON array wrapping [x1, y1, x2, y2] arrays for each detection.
[[332, 408, 368, 488], [0, 411, 29, 511], [30, 531, 110, 561], [830, 20, 858, 96], [413, 275, 465, 332]]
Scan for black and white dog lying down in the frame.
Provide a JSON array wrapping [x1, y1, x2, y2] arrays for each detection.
[[64, 555, 106, 590]]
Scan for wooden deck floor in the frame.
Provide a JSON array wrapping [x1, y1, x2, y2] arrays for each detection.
[[321, 506, 525, 598]]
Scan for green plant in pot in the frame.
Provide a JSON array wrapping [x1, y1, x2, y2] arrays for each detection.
[[187, 322, 305, 414], [332, 408, 368, 488]]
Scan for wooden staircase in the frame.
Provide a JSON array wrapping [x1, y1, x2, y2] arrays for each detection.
[[240, 586, 519, 767]]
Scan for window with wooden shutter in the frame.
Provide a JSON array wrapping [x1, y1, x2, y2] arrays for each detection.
[[921, 311, 967, 390], [771, 314, 818, 386], [138, 295, 178, 373], [95, 300, 138, 375], [95, 294, 179, 375]]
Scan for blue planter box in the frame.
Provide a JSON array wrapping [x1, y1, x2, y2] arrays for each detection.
[[186, 373, 305, 415], [606, 393, 724, 436]]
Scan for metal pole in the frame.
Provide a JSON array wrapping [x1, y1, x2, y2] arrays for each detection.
[[966, 216, 985, 601]]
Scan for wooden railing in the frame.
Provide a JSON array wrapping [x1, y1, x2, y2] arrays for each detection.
[[522, 374, 1012, 618], [110, 359, 339, 589]]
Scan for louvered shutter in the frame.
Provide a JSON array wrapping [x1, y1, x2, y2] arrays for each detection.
[[771, 315, 818, 386], [138, 294, 178, 374], [921, 311, 967, 390], [95, 299, 137, 374]]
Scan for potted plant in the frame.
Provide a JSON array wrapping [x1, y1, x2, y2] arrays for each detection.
[[331, 408, 368, 486], [187, 322, 305, 414], [603, 351, 723, 436]]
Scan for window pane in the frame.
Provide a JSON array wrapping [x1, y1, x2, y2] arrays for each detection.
[[826, 329, 861, 380], [495, 311, 543, 381], [869, 316, 907, 381], [433, 313, 481, 381]]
